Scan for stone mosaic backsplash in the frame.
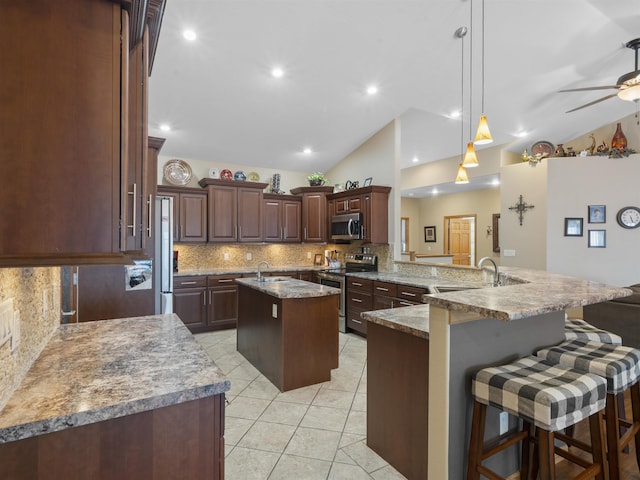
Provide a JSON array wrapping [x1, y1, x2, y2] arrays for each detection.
[[0, 267, 60, 409]]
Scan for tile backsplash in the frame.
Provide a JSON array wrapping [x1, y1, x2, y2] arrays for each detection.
[[0, 267, 59, 409]]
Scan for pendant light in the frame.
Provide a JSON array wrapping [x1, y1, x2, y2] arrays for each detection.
[[463, 2, 479, 167], [473, 0, 493, 145], [455, 26, 470, 184]]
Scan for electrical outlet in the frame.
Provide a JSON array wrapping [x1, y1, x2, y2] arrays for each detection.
[[499, 411, 509, 435], [246, 252, 252, 261], [272, 304, 278, 318], [307, 252, 312, 259], [0, 298, 14, 348], [223, 253, 230, 261], [42, 289, 49, 314], [503, 249, 516, 257]]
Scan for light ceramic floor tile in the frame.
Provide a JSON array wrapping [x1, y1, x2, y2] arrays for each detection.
[[284, 427, 342, 462], [351, 392, 367, 412], [226, 378, 251, 397], [226, 361, 262, 381], [344, 409, 367, 435], [341, 439, 388, 473], [226, 396, 271, 420], [300, 405, 349, 432], [224, 446, 280, 480], [258, 400, 308, 426], [333, 449, 358, 465], [237, 421, 296, 453], [322, 370, 362, 392], [225, 444, 234, 457], [328, 461, 374, 479], [239, 378, 281, 401], [370, 465, 408, 479], [274, 383, 321, 404], [224, 416, 255, 446], [313, 388, 356, 409], [269, 454, 332, 480], [339, 432, 367, 449]]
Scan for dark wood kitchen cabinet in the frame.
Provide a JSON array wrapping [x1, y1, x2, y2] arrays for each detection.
[[173, 276, 208, 330], [0, 0, 165, 267], [327, 186, 391, 244], [207, 275, 239, 330], [346, 277, 373, 336], [290, 186, 334, 243], [262, 194, 302, 242], [157, 186, 208, 243], [174, 274, 239, 332]]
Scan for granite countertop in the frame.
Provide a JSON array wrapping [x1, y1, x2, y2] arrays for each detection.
[[346, 271, 482, 291], [362, 305, 431, 340], [176, 265, 328, 277], [236, 277, 340, 299], [0, 314, 229, 444]]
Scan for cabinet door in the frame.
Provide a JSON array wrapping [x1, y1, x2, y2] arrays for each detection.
[[208, 286, 238, 329], [208, 186, 237, 242], [302, 193, 327, 242], [180, 192, 207, 242], [238, 188, 263, 242], [282, 200, 301, 242], [262, 199, 283, 242], [173, 287, 207, 330]]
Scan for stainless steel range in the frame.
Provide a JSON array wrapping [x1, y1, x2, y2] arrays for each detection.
[[316, 253, 378, 332]]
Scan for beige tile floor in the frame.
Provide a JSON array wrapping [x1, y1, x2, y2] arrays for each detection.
[[195, 329, 407, 480]]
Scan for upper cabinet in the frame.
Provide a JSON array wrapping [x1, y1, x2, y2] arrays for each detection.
[[0, 0, 165, 267], [157, 186, 208, 243], [327, 186, 391, 244], [262, 194, 302, 243], [291, 186, 334, 243]]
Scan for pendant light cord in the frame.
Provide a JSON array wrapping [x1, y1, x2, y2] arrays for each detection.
[[469, 0, 473, 142], [461, 29, 465, 156], [481, 0, 485, 114]]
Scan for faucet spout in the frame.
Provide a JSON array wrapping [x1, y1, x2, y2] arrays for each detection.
[[256, 261, 270, 281], [477, 257, 499, 286]]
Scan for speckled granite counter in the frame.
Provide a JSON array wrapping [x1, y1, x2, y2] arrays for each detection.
[[236, 277, 340, 299], [0, 314, 230, 444], [175, 265, 327, 277], [347, 271, 481, 291], [362, 305, 430, 339]]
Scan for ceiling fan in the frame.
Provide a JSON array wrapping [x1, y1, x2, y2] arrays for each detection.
[[561, 38, 640, 113]]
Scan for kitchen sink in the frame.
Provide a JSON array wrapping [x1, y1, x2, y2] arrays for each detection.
[[429, 285, 481, 294], [258, 276, 291, 283]]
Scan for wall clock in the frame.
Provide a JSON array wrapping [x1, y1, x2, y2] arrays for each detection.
[[616, 206, 640, 229]]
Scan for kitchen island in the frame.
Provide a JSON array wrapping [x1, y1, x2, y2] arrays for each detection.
[[236, 277, 340, 391], [360, 265, 631, 479], [0, 314, 230, 480]]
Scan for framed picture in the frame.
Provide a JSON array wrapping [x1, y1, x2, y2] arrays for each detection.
[[588, 229, 606, 248], [564, 217, 583, 237], [363, 177, 372, 187], [588, 205, 606, 223], [313, 253, 324, 266], [424, 226, 436, 242]]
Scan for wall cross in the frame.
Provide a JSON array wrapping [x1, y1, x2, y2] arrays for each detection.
[[508, 195, 535, 226]]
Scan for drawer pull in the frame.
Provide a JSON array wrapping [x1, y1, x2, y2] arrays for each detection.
[[180, 281, 197, 285], [352, 282, 363, 287], [376, 287, 389, 292], [401, 291, 417, 297], [398, 301, 412, 306], [352, 298, 363, 303], [351, 318, 362, 324], [217, 279, 234, 283]]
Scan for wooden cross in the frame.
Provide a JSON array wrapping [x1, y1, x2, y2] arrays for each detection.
[[508, 195, 534, 226]]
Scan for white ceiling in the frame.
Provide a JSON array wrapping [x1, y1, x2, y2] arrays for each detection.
[[148, 0, 640, 195]]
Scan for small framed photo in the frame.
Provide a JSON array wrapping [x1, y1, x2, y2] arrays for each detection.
[[363, 177, 372, 187], [564, 218, 583, 237], [588, 205, 606, 224], [424, 226, 436, 242], [588, 229, 606, 248], [313, 253, 324, 266]]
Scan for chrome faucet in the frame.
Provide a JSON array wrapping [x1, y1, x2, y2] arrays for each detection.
[[256, 261, 270, 282], [477, 257, 499, 286]]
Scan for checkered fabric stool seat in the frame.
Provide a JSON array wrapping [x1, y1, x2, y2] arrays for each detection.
[[565, 317, 622, 345], [467, 355, 607, 480], [537, 339, 640, 480]]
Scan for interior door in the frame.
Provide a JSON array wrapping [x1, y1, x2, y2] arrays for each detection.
[[449, 219, 471, 265]]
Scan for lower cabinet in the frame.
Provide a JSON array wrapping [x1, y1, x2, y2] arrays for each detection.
[[174, 275, 239, 333]]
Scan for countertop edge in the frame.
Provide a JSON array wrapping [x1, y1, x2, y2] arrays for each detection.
[[236, 277, 340, 299]]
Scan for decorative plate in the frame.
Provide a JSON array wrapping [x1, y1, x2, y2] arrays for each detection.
[[234, 171, 247, 181], [247, 171, 260, 182], [208, 167, 220, 179], [163, 159, 192, 186], [531, 141, 555, 157], [220, 169, 233, 180]]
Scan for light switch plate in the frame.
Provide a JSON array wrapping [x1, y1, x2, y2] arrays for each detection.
[[503, 249, 516, 257], [246, 252, 252, 261]]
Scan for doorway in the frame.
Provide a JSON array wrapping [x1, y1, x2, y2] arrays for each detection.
[[444, 215, 476, 266]]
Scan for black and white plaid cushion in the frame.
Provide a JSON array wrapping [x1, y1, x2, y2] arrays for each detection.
[[565, 317, 622, 345], [537, 339, 640, 395], [472, 356, 606, 431]]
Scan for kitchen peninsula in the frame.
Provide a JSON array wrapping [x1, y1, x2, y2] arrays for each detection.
[[0, 314, 230, 480], [360, 264, 631, 479], [236, 277, 340, 391]]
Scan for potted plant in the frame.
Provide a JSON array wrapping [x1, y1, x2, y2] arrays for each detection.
[[307, 172, 328, 186]]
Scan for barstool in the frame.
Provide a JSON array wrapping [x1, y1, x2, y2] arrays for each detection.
[[537, 338, 640, 480], [565, 317, 622, 345], [468, 355, 607, 480]]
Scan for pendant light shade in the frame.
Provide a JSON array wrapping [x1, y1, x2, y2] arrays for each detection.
[[462, 142, 479, 167], [455, 163, 469, 184], [473, 114, 493, 145]]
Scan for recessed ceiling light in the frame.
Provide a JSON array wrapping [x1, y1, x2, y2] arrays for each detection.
[[303, 147, 312, 155], [491, 178, 500, 186], [412, 156, 419, 163], [159, 124, 171, 132], [183, 30, 196, 41], [408, 192, 415, 196], [449, 110, 461, 119], [271, 67, 284, 78], [432, 188, 439, 195], [366, 85, 378, 95], [515, 130, 528, 138]]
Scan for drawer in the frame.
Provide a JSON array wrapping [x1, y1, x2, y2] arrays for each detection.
[[373, 295, 394, 310], [347, 277, 373, 292], [373, 281, 397, 297], [347, 291, 373, 310], [174, 276, 207, 288], [346, 307, 367, 335], [397, 285, 429, 303], [208, 275, 239, 287], [395, 299, 421, 308]]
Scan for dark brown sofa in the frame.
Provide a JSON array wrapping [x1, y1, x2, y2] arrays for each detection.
[[584, 284, 640, 349]]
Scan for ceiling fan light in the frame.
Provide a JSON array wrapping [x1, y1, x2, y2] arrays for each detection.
[[462, 142, 479, 168], [473, 114, 493, 145], [455, 164, 469, 184], [617, 84, 640, 102]]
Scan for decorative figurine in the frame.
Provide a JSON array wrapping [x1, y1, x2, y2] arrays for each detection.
[[555, 144, 566, 157], [587, 133, 596, 155]]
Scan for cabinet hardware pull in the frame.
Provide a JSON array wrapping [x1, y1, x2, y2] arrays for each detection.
[[304, 227, 307, 240], [61, 310, 76, 316], [127, 183, 137, 236], [203, 292, 206, 305], [351, 318, 362, 324], [180, 281, 197, 285], [401, 291, 416, 296], [399, 301, 412, 306], [217, 279, 233, 283], [376, 287, 389, 291], [209, 291, 212, 304], [147, 194, 153, 237], [352, 298, 363, 303], [353, 282, 362, 286]]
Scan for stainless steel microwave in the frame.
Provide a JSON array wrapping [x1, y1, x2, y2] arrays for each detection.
[[331, 213, 363, 240]]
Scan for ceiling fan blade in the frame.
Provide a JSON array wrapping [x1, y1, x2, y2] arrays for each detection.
[[559, 85, 620, 92], [565, 93, 619, 113]]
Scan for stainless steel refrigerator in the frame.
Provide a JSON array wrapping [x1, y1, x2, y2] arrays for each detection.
[[155, 195, 174, 314]]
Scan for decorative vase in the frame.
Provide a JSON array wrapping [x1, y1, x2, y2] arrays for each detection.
[[309, 179, 324, 186], [555, 144, 566, 157], [611, 122, 627, 149]]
